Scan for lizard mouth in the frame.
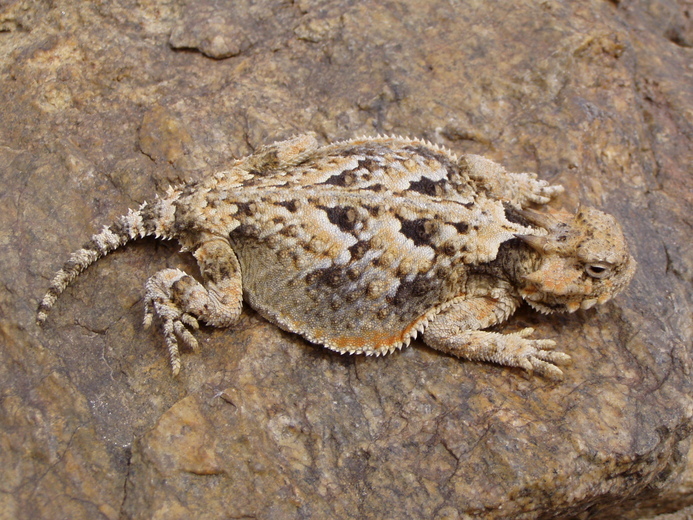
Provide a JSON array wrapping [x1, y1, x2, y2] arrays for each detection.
[[522, 289, 605, 314], [524, 296, 571, 314]]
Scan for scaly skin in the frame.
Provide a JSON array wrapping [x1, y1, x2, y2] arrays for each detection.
[[38, 134, 635, 378]]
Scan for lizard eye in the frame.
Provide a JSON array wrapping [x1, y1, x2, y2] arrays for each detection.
[[585, 262, 612, 279]]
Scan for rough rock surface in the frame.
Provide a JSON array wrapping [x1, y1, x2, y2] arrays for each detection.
[[0, 0, 691, 519]]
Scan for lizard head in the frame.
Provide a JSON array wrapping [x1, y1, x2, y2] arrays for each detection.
[[515, 207, 636, 314]]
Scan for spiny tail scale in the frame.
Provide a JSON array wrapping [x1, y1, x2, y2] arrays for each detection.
[[36, 191, 178, 324]]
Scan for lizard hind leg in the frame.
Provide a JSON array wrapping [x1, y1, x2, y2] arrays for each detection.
[[143, 236, 243, 376]]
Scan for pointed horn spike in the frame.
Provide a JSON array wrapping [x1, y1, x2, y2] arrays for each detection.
[[566, 301, 581, 313], [516, 234, 550, 252], [514, 208, 560, 230], [581, 298, 598, 310], [597, 293, 611, 305]]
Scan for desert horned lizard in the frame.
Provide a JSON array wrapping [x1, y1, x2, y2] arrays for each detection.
[[38, 134, 636, 379]]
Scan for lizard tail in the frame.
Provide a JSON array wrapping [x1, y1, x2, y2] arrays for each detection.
[[37, 197, 172, 324]]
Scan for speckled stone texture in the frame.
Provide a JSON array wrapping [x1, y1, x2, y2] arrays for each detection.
[[1, 0, 691, 519]]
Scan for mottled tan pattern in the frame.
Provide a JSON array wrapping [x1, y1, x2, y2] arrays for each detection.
[[38, 134, 635, 378]]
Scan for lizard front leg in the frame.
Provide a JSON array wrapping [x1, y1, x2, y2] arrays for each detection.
[[143, 236, 243, 375], [422, 291, 571, 380]]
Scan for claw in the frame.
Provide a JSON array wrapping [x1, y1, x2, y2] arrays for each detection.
[[173, 320, 199, 352], [140, 258, 242, 376], [170, 355, 181, 377], [518, 357, 534, 373], [532, 358, 564, 381], [143, 299, 154, 329], [181, 313, 200, 330], [162, 323, 181, 377], [504, 328, 567, 380], [518, 327, 535, 338], [550, 351, 572, 365]]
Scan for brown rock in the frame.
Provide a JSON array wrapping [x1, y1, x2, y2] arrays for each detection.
[[1, 0, 691, 518], [138, 105, 197, 169], [0, 322, 122, 519]]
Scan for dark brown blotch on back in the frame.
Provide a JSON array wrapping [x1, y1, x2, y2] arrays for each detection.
[[348, 240, 371, 261], [320, 205, 358, 232], [397, 217, 437, 247], [441, 241, 457, 256], [322, 169, 356, 187], [408, 177, 448, 197], [362, 204, 383, 217], [279, 224, 300, 238], [362, 183, 386, 192], [358, 158, 380, 172], [452, 221, 469, 234], [235, 202, 256, 217], [277, 199, 299, 212], [231, 223, 261, 239]]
